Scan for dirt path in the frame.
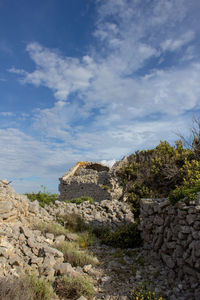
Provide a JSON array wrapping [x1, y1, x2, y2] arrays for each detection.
[[84, 243, 194, 300]]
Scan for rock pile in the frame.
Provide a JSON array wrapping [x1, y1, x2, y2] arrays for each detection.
[[0, 180, 83, 281], [46, 199, 134, 229], [0, 179, 51, 224], [59, 162, 123, 202]]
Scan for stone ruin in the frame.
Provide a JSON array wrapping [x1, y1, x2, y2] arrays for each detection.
[[59, 161, 123, 202]]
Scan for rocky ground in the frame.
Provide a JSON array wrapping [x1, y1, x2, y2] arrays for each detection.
[[0, 180, 199, 300], [87, 243, 199, 300]]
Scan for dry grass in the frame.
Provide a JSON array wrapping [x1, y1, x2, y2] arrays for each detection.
[[55, 274, 95, 300], [55, 240, 98, 267], [0, 273, 53, 300], [35, 221, 69, 238]]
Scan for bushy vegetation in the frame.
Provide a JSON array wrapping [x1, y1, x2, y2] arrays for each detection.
[[169, 179, 200, 205], [65, 196, 94, 204], [119, 138, 200, 210], [26, 185, 58, 208], [54, 274, 95, 300], [0, 273, 54, 300], [99, 222, 141, 248], [58, 212, 90, 233], [58, 212, 141, 248]]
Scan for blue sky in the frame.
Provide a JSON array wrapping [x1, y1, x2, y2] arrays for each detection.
[[1, 0, 200, 193]]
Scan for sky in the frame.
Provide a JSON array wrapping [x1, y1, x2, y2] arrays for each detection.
[[1, 0, 200, 193]]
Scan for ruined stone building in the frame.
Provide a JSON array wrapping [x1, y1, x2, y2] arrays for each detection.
[[59, 161, 123, 202]]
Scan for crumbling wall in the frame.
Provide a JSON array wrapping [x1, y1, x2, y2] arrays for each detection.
[[140, 197, 200, 285], [59, 161, 123, 202]]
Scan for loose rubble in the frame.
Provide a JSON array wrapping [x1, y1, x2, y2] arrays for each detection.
[[46, 199, 134, 229]]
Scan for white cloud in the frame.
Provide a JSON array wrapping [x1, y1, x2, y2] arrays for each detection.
[[161, 31, 195, 52], [101, 160, 116, 167], [11, 43, 94, 101]]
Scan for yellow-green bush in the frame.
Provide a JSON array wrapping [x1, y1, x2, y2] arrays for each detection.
[[169, 179, 200, 205], [120, 140, 200, 211]]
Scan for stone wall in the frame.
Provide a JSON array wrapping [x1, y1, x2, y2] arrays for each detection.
[[59, 162, 123, 202], [140, 197, 200, 285]]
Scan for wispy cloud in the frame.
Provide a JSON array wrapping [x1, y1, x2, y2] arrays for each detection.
[[161, 31, 195, 52], [0, 112, 15, 117], [10, 43, 93, 101]]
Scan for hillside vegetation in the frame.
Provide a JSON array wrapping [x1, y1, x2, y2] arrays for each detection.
[[113, 119, 200, 214]]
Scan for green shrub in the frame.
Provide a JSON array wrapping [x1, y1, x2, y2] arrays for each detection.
[[100, 222, 141, 248], [26, 186, 58, 208], [58, 213, 89, 233], [55, 241, 98, 267], [169, 179, 200, 205], [0, 273, 53, 300], [55, 275, 95, 300], [66, 196, 94, 204]]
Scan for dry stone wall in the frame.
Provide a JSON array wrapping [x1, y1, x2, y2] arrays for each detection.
[[140, 197, 200, 286]]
